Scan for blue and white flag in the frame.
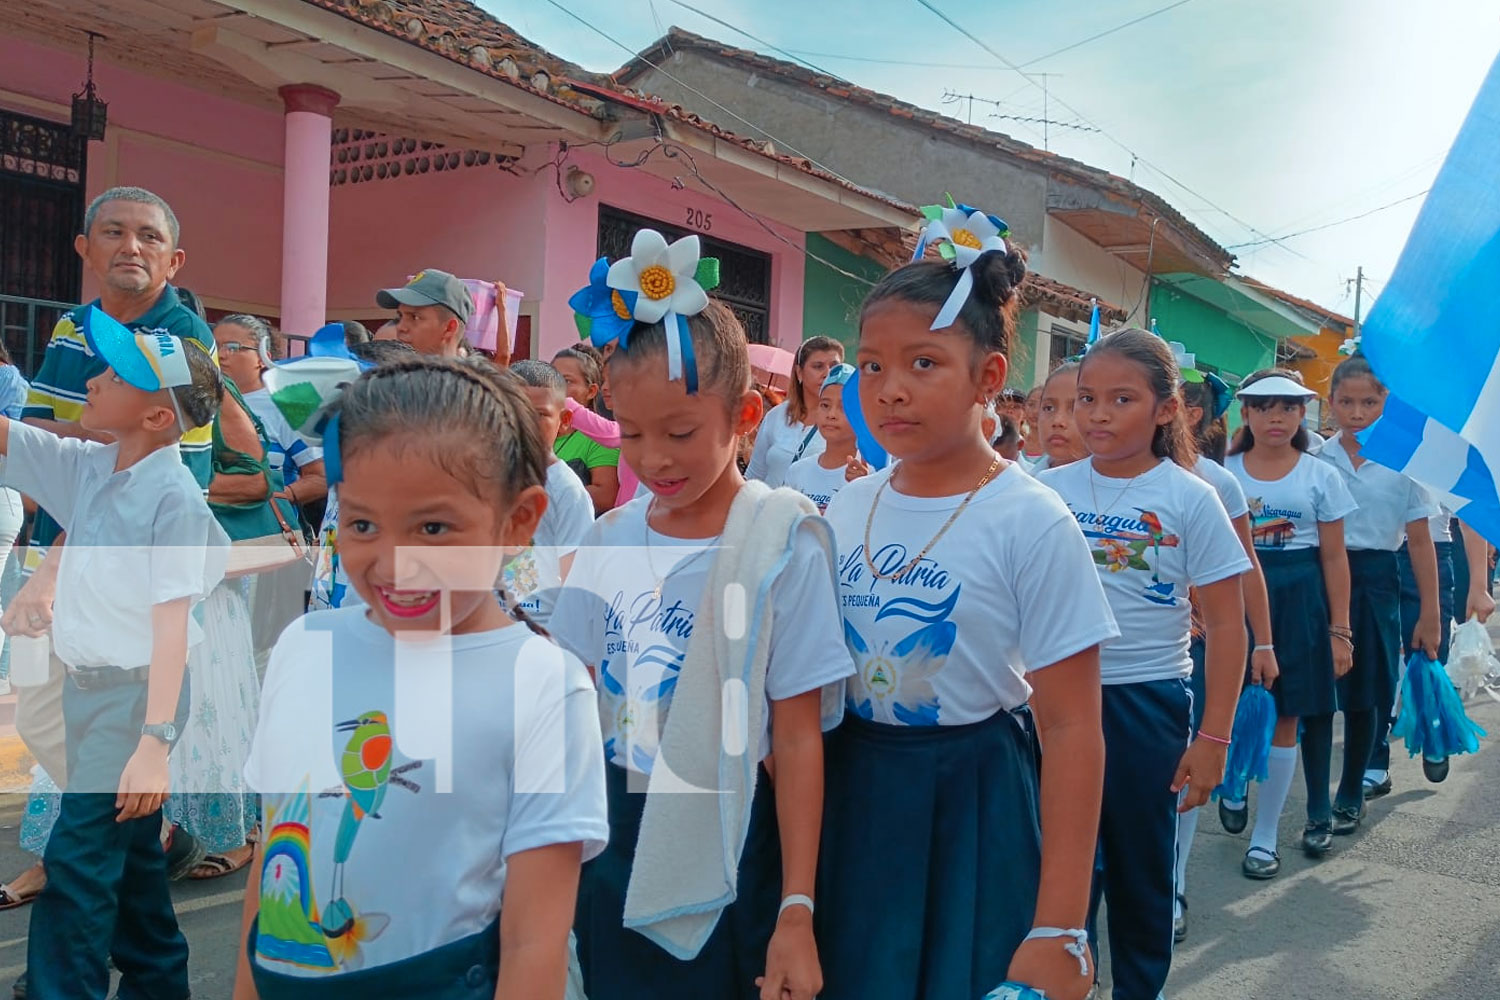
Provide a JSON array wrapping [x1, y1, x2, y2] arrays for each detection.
[[1359, 396, 1500, 546], [1087, 297, 1101, 346], [1359, 54, 1500, 544]]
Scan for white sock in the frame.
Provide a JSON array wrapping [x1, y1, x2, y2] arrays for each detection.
[[1364, 768, 1389, 784], [1176, 804, 1199, 896], [1221, 796, 1246, 811], [1250, 745, 1299, 854]]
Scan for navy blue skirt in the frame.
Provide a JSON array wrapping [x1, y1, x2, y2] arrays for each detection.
[[1259, 548, 1337, 718], [816, 709, 1041, 1000], [574, 763, 781, 1000], [1399, 540, 1455, 663], [249, 917, 498, 1000], [1338, 549, 1402, 712]]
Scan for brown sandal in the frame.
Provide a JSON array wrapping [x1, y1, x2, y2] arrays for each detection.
[[188, 846, 253, 880], [0, 881, 41, 911]]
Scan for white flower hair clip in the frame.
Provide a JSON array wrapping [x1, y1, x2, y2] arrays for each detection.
[[602, 229, 721, 393], [913, 197, 1011, 330], [1338, 335, 1362, 356]]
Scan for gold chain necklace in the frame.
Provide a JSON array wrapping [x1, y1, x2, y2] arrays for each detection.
[[1088, 462, 1147, 520], [863, 455, 1001, 581], [644, 501, 719, 600]]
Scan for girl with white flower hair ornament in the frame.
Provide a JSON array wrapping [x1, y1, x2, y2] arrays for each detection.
[[815, 203, 1116, 1000], [552, 229, 854, 1000]]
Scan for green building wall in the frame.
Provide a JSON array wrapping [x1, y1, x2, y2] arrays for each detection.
[[1148, 282, 1277, 384], [802, 233, 888, 352]]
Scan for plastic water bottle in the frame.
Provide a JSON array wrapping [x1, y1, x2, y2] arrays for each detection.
[[9, 634, 50, 688]]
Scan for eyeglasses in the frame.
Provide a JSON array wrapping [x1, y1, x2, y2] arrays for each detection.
[[218, 342, 257, 354]]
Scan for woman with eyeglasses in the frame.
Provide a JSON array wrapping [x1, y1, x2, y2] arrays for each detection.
[[213, 316, 328, 510]]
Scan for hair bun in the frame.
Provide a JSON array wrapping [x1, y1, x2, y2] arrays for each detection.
[[970, 246, 1027, 309]]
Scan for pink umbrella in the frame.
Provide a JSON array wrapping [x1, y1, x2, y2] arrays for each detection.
[[747, 343, 794, 377]]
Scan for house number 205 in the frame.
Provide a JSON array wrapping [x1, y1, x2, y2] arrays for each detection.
[[684, 208, 714, 232]]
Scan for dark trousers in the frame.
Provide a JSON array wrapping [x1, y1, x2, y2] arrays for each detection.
[[27, 673, 191, 1000], [1090, 679, 1191, 1000], [250, 917, 500, 999], [1388, 541, 1456, 769]]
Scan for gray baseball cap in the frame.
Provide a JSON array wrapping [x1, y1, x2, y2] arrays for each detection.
[[376, 268, 473, 323]]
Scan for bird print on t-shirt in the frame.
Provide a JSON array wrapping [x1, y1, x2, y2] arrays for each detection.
[[1077, 508, 1182, 606], [844, 589, 959, 725]]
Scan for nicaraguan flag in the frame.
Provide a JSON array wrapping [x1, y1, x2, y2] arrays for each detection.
[[1360, 54, 1500, 538], [1359, 395, 1500, 545]]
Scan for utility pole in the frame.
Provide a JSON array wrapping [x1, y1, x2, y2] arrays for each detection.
[[1351, 266, 1364, 338]]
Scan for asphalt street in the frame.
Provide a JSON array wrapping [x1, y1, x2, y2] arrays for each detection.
[[0, 697, 1494, 999]]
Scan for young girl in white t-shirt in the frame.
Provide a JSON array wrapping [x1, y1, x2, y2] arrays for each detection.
[[1173, 373, 1277, 941], [235, 357, 609, 999], [819, 218, 1117, 1000], [782, 363, 867, 513], [550, 233, 853, 1000], [745, 336, 844, 486], [1039, 329, 1249, 999], [1033, 361, 1087, 472], [1223, 369, 1356, 879]]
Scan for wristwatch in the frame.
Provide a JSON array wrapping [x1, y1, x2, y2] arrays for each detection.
[[141, 722, 179, 746]]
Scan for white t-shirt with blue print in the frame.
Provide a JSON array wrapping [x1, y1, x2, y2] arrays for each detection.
[[549, 495, 854, 774], [1039, 459, 1252, 685], [824, 462, 1119, 726]]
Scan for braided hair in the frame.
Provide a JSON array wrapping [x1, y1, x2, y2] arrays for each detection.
[[328, 355, 551, 637]]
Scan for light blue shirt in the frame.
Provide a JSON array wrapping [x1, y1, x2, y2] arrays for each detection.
[[1318, 432, 1439, 551], [0, 366, 30, 420]]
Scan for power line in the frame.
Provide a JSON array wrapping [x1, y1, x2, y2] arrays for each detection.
[[786, 0, 1198, 71], [540, 0, 853, 183], [1224, 189, 1430, 249], [910, 0, 1304, 259], [667, 0, 842, 81], [1016, 0, 1198, 68]]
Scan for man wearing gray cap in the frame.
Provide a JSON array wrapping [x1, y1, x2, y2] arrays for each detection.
[[376, 268, 473, 357]]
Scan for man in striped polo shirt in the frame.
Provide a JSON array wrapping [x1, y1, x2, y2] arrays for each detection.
[[0, 188, 215, 955]]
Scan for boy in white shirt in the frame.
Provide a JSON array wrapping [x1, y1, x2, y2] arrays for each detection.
[[0, 308, 228, 1000], [505, 360, 594, 627]]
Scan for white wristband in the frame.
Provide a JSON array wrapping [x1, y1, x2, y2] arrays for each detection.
[[778, 893, 814, 918], [1023, 926, 1090, 977], [1253, 644, 1275, 652]]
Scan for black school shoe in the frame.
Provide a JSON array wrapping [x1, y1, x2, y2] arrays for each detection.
[[1302, 821, 1334, 856], [12, 971, 24, 1000], [1218, 798, 1249, 834], [1331, 802, 1366, 835], [1364, 774, 1393, 799], [1242, 847, 1281, 879], [1174, 894, 1189, 943], [1423, 755, 1451, 783]]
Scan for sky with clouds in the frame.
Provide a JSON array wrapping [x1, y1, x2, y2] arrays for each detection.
[[493, 0, 1499, 316]]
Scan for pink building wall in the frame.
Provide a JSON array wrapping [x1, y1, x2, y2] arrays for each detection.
[[1, 35, 809, 356], [0, 34, 285, 311]]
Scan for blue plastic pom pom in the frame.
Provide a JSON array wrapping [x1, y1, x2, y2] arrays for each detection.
[[1393, 653, 1486, 759], [1213, 685, 1277, 802]]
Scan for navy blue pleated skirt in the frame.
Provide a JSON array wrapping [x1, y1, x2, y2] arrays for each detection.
[[816, 709, 1041, 1000], [1259, 548, 1336, 718], [574, 763, 781, 1000], [248, 917, 498, 1000], [1339, 549, 1402, 712]]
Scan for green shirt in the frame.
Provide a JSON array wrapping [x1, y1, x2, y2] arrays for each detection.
[[554, 429, 619, 473], [22, 284, 215, 569]]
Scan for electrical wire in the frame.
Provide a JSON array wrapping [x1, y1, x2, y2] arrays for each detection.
[[539, 0, 852, 183], [1224, 189, 1430, 249], [555, 135, 886, 286], [787, 0, 1197, 70], [911, 0, 1304, 260], [666, 0, 843, 80]]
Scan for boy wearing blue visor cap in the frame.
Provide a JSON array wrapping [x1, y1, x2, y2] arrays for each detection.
[[0, 305, 228, 1000]]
